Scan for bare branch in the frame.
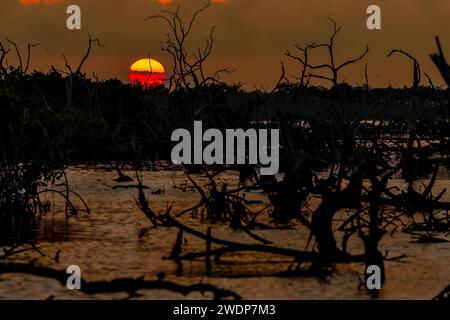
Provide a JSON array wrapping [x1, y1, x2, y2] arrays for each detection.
[[24, 42, 39, 73], [186, 1, 211, 36], [286, 19, 368, 87], [0, 263, 241, 300], [364, 64, 369, 89], [144, 1, 222, 92], [337, 46, 369, 71], [430, 36, 450, 86], [61, 54, 74, 74], [76, 35, 104, 75], [6, 38, 23, 71], [0, 41, 10, 74], [388, 49, 421, 88], [424, 72, 435, 90]]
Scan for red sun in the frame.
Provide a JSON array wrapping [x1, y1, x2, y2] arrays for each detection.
[[129, 58, 165, 87]]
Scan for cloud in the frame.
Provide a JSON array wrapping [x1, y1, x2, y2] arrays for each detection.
[[156, 0, 229, 5], [19, 0, 228, 6], [7, 0, 448, 88], [19, 0, 62, 5]]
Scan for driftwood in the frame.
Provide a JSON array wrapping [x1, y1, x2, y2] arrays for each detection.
[[164, 213, 323, 261], [406, 232, 449, 244], [0, 263, 241, 300], [136, 177, 365, 268], [0, 243, 46, 260], [112, 185, 150, 190]]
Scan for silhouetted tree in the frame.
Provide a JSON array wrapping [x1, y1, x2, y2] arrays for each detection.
[[431, 36, 450, 86], [286, 18, 369, 87]]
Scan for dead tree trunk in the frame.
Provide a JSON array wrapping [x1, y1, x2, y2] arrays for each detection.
[[430, 36, 450, 86], [311, 170, 363, 263]]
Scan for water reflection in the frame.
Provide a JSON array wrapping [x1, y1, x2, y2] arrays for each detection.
[[1, 167, 449, 300]]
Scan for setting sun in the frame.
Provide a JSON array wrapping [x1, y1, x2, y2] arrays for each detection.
[[129, 58, 165, 87]]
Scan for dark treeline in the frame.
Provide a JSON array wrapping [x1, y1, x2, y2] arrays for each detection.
[[1, 2, 450, 299], [1, 68, 449, 163]]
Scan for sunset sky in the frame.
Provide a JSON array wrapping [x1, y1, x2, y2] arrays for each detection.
[[1, 0, 449, 88]]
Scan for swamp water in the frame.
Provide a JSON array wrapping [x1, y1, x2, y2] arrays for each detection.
[[0, 166, 449, 300]]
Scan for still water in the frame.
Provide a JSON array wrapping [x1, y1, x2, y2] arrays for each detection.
[[0, 166, 449, 300]]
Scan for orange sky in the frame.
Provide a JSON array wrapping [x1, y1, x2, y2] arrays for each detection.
[[19, 0, 61, 4], [1, 0, 449, 88]]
